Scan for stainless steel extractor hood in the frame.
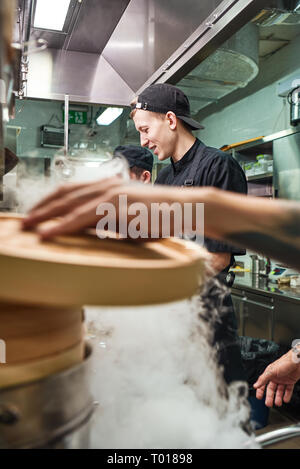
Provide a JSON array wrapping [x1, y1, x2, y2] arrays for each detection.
[[15, 0, 269, 106]]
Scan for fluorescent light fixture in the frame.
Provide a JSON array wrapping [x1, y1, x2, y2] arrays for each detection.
[[96, 108, 124, 126], [34, 0, 71, 31]]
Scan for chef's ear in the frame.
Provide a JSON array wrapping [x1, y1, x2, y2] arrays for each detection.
[[165, 111, 177, 130]]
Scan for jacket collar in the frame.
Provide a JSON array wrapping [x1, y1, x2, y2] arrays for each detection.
[[170, 138, 201, 173]]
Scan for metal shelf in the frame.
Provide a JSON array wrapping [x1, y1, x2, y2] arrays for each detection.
[[247, 172, 273, 181]]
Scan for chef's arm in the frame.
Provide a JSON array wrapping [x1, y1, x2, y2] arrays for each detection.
[[23, 178, 300, 270], [190, 186, 300, 270]]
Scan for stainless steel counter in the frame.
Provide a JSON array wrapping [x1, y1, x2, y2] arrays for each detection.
[[231, 272, 300, 346], [233, 272, 300, 304]]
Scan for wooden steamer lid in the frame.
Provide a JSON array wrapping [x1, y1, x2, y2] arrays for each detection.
[[0, 214, 206, 308]]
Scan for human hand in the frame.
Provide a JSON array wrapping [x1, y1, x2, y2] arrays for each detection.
[[253, 350, 300, 407], [22, 177, 196, 240]]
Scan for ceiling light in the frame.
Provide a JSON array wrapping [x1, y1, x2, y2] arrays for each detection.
[[34, 0, 71, 31], [96, 108, 124, 126]]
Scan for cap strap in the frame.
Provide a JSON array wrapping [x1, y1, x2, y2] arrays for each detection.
[[131, 101, 176, 115]]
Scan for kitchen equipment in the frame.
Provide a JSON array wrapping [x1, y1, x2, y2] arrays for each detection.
[[269, 264, 300, 283], [0, 213, 206, 448], [0, 214, 206, 307], [250, 254, 260, 274], [250, 255, 271, 277], [0, 344, 93, 449], [290, 275, 300, 287], [259, 257, 271, 277], [288, 86, 300, 127], [53, 153, 130, 183], [254, 423, 300, 448], [221, 136, 264, 152], [0, 302, 84, 366]]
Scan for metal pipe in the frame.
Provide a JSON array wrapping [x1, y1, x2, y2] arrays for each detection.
[[0, 3, 5, 201], [23, 0, 34, 52], [64, 94, 69, 156], [255, 422, 300, 448]]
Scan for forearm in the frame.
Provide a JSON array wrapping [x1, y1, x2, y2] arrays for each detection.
[[185, 187, 300, 270]]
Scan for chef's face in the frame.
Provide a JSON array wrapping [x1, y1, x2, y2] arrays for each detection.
[[133, 110, 176, 161]]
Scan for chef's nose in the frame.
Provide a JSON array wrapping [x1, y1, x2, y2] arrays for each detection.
[[140, 135, 148, 147]]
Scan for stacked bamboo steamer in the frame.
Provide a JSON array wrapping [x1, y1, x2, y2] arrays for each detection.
[[0, 303, 84, 388], [0, 214, 206, 389]]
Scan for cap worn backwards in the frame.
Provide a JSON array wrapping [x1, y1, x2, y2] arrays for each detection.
[[131, 83, 204, 131]]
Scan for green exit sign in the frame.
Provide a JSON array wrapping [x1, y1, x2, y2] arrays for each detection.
[[63, 110, 88, 124]]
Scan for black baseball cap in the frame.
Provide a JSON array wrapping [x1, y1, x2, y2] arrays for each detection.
[[114, 145, 153, 173], [131, 83, 204, 131]]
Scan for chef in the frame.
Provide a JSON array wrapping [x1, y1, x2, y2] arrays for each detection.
[[130, 83, 247, 385], [114, 145, 153, 183]]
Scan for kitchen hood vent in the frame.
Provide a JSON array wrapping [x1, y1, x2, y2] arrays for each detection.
[[177, 23, 259, 115]]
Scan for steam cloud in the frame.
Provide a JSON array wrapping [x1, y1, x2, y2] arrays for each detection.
[[85, 293, 258, 449], [3, 149, 259, 448]]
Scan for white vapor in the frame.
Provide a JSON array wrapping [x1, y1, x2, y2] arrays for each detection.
[[85, 296, 258, 449]]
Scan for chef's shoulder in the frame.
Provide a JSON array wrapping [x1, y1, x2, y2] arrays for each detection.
[[201, 144, 247, 193], [203, 145, 245, 175], [202, 144, 237, 165]]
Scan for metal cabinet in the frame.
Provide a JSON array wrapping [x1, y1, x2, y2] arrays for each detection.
[[273, 298, 300, 347], [232, 288, 274, 340], [232, 285, 300, 346], [242, 292, 274, 340]]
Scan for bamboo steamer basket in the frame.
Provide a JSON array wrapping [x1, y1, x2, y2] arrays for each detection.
[[0, 342, 85, 389], [0, 214, 206, 308], [0, 214, 206, 387], [0, 302, 84, 364]]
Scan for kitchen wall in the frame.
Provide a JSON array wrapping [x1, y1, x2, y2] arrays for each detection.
[[7, 99, 130, 160]]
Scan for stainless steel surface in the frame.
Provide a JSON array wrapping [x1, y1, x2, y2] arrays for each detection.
[[233, 272, 300, 302], [31, 0, 131, 54], [64, 94, 69, 156], [273, 297, 300, 346], [273, 130, 300, 200], [26, 49, 135, 105], [102, 0, 224, 93], [242, 292, 274, 340], [0, 344, 94, 449], [21, 0, 267, 105], [250, 254, 260, 274], [233, 273, 300, 346], [136, 0, 268, 92], [255, 423, 300, 447], [0, 2, 5, 200], [226, 128, 300, 152]]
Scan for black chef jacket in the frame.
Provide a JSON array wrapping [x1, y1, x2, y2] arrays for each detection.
[[155, 138, 247, 257], [155, 138, 248, 384]]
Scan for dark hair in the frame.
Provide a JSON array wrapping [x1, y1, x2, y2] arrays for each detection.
[[130, 165, 147, 178]]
